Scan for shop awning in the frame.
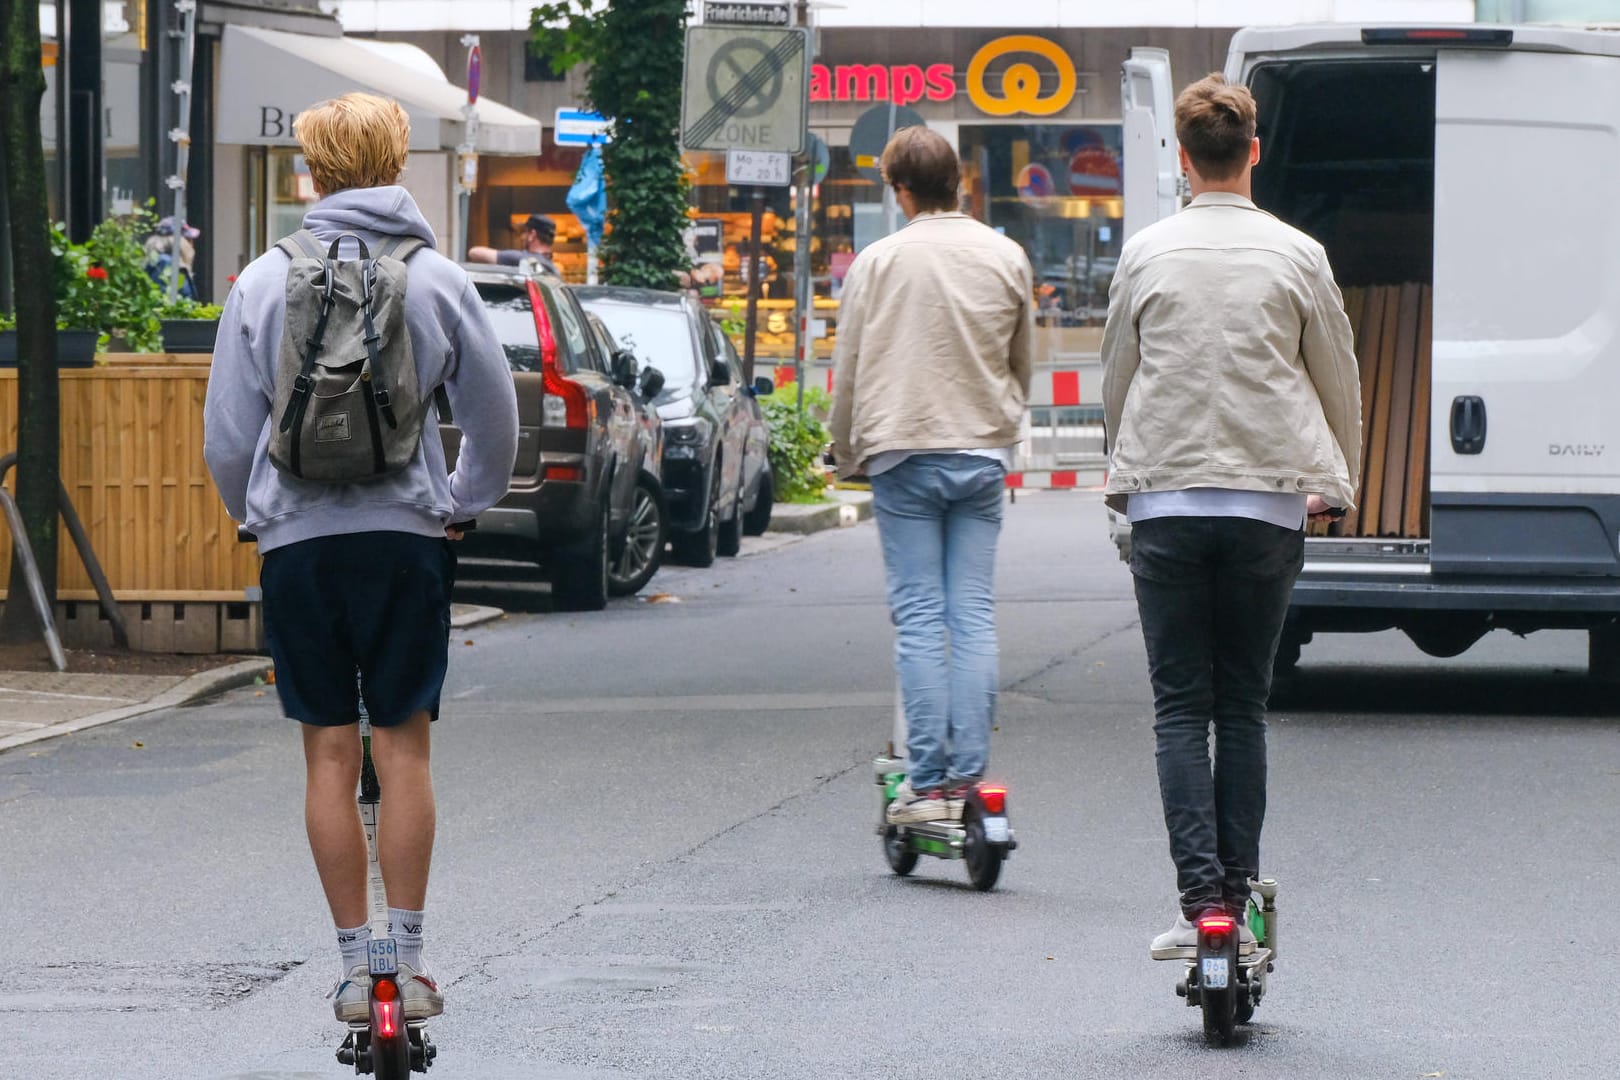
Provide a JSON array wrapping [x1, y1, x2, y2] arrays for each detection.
[[217, 25, 541, 155]]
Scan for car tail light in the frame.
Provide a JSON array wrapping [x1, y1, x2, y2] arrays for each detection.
[[544, 466, 583, 482], [528, 280, 587, 429]]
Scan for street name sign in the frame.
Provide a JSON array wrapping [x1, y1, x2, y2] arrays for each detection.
[[704, 1, 791, 25], [555, 107, 610, 148], [726, 149, 792, 186], [681, 25, 808, 154]]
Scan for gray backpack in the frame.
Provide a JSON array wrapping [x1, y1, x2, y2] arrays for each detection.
[[269, 230, 426, 483]]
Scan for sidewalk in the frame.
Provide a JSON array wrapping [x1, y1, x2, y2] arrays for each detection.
[[0, 604, 503, 754]]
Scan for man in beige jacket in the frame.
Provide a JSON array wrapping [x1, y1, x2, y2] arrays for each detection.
[[830, 127, 1033, 824], [1101, 74, 1360, 957]]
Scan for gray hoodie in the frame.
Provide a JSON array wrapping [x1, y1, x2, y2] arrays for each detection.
[[204, 186, 519, 553]]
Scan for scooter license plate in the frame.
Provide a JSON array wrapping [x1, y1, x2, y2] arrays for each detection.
[[1201, 956, 1229, 990], [982, 815, 1010, 843], [368, 938, 399, 977]]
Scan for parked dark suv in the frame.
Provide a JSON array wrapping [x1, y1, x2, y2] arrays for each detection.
[[574, 287, 773, 566], [442, 266, 664, 609]]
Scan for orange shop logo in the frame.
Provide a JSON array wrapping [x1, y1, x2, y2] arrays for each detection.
[[809, 35, 1077, 116]]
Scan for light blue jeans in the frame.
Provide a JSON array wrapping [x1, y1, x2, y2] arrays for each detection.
[[871, 453, 1006, 792]]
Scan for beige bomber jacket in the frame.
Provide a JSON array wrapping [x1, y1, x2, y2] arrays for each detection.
[[829, 212, 1034, 477], [1101, 193, 1362, 514]]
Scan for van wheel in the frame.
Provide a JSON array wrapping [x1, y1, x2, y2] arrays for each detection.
[[552, 497, 609, 611], [717, 489, 743, 557], [1589, 624, 1620, 682], [742, 471, 773, 536], [671, 505, 718, 568]]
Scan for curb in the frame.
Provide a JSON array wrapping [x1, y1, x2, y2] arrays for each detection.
[[0, 656, 272, 755], [0, 604, 507, 755], [766, 491, 873, 535]]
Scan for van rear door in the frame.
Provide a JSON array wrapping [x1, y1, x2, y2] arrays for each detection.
[[1121, 47, 1182, 242], [1431, 46, 1620, 576]]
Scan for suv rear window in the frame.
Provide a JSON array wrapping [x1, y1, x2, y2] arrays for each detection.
[[474, 282, 543, 373]]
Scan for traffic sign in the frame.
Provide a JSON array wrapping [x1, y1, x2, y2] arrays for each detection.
[[466, 43, 482, 105], [681, 25, 808, 154], [849, 104, 925, 184], [704, 1, 790, 25], [555, 107, 610, 148], [726, 149, 791, 186], [802, 131, 829, 184]]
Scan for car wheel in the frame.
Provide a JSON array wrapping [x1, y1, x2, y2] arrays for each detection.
[[608, 476, 666, 597], [552, 496, 609, 611], [717, 487, 743, 557], [742, 470, 773, 536], [671, 503, 719, 568]]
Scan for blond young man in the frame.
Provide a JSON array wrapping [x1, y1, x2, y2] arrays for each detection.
[[204, 93, 518, 1020], [1101, 74, 1360, 957], [830, 127, 1033, 824]]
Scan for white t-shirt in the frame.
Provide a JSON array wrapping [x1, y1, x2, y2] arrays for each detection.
[[1127, 488, 1306, 530], [864, 447, 1014, 477]]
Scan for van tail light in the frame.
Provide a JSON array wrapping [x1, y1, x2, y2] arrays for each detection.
[[528, 280, 587, 429], [1361, 27, 1512, 46]]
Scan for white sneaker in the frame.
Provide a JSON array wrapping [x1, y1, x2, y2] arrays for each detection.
[[885, 780, 949, 824], [397, 960, 443, 1020], [328, 964, 370, 1022], [1149, 915, 1256, 960]]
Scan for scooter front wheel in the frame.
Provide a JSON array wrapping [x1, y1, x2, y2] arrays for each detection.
[[882, 824, 919, 876]]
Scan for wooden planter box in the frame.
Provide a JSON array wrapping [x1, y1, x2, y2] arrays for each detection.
[[0, 353, 263, 651]]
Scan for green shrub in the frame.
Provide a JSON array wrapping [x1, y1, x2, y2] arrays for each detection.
[[759, 385, 831, 503]]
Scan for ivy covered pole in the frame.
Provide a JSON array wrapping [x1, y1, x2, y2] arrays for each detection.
[[532, 0, 691, 288], [0, 0, 62, 640]]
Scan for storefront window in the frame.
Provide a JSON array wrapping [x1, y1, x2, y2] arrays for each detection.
[[958, 123, 1124, 326], [246, 148, 319, 259]]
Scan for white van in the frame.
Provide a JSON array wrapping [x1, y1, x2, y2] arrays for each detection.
[[1114, 24, 1620, 677]]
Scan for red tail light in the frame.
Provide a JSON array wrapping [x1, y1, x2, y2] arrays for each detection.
[[978, 785, 1007, 814], [374, 995, 398, 1038], [1198, 915, 1236, 933], [544, 466, 584, 482], [373, 978, 398, 1002], [528, 280, 587, 429]]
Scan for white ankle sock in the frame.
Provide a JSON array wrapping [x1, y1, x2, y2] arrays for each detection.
[[387, 907, 425, 970], [337, 921, 371, 976]]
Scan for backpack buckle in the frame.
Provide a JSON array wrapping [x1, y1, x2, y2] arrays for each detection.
[[291, 374, 313, 396]]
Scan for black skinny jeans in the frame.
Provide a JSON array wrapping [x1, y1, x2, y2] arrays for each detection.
[[1129, 515, 1304, 920]]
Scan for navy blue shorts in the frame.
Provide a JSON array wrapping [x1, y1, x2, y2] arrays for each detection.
[[261, 531, 455, 728]]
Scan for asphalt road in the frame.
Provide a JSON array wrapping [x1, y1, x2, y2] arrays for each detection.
[[3, 492, 1617, 1079]]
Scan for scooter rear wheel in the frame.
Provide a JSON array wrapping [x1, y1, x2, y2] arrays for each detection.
[[883, 824, 919, 876], [962, 804, 1003, 892], [1201, 981, 1236, 1045]]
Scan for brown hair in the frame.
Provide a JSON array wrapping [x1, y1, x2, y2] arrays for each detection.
[[1173, 74, 1256, 182], [879, 126, 960, 213], [295, 92, 411, 194]]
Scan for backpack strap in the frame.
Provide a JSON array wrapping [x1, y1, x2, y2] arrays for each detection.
[[374, 236, 426, 263], [276, 242, 343, 476], [274, 230, 324, 261]]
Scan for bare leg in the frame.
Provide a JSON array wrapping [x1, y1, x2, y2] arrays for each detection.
[[302, 723, 366, 929], [369, 709, 436, 910]]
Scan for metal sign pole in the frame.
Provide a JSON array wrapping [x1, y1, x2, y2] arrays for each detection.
[[792, 0, 813, 413], [457, 35, 481, 263], [742, 187, 765, 388]]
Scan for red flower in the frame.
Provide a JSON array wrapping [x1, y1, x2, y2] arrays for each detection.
[[86, 266, 108, 281]]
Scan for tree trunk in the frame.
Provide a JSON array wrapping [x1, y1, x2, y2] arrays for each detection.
[[0, 0, 62, 643]]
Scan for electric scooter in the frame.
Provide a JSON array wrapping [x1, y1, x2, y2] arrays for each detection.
[[873, 698, 1016, 891], [1173, 878, 1279, 1046], [334, 686, 437, 1076]]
